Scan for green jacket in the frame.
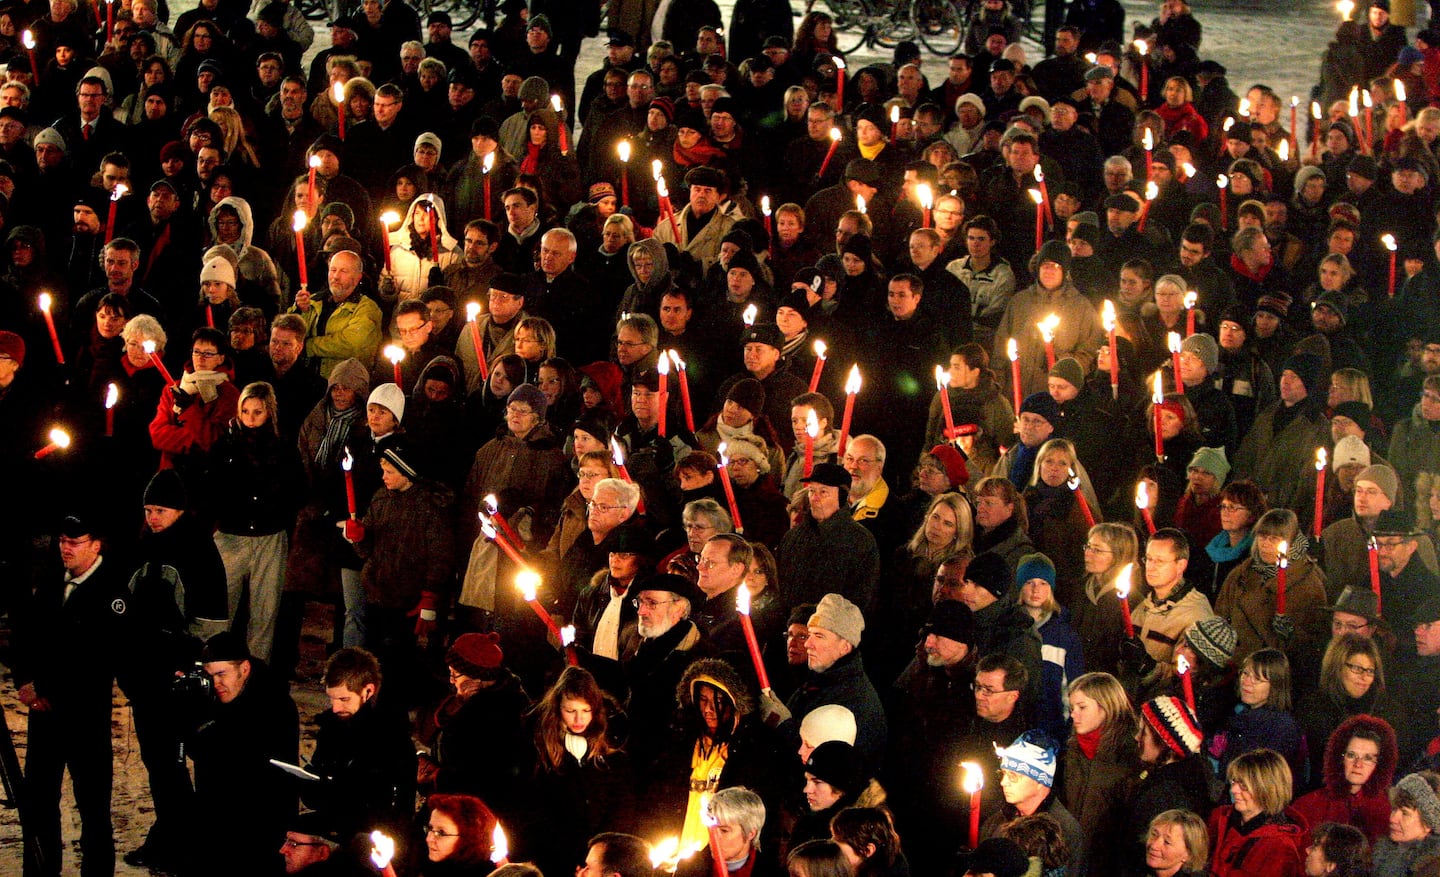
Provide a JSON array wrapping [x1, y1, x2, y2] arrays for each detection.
[[290, 294, 383, 379]]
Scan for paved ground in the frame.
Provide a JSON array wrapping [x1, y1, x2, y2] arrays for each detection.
[[0, 0, 1415, 873]]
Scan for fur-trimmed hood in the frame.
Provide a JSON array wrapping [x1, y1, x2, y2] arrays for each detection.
[[1322, 713, 1397, 796], [677, 656, 755, 717]]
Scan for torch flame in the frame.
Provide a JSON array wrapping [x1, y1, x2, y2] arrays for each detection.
[[1382, 233, 1397, 251], [1396, 80, 1408, 103], [1277, 540, 1289, 568], [1038, 313, 1059, 342], [48, 428, 70, 449], [1183, 291, 1197, 310], [656, 178, 669, 199], [1134, 38, 1148, 55], [668, 349, 685, 370], [916, 183, 933, 210], [370, 831, 395, 870], [383, 344, 404, 366], [717, 441, 730, 466], [1239, 97, 1251, 117], [1181, 162, 1196, 178], [1067, 467, 1081, 492], [1028, 188, 1043, 205], [737, 583, 751, 616], [833, 56, 845, 69], [742, 303, 758, 326], [652, 158, 663, 180], [1317, 447, 1328, 470], [650, 838, 680, 869], [1349, 87, 1360, 117], [21, 30, 33, 49], [1338, 0, 1355, 16], [813, 339, 827, 359], [610, 436, 627, 466], [105, 383, 118, 408], [1033, 165, 1044, 183], [516, 569, 541, 602], [560, 626, 575, 648], [38, 292, 51, 312], [1223, 116, 1234, 132], [890, 105, 900, 124], [935, 364, 948, 391], [466, 301, 481, 322], [1007, 338, 1018, 362], [829, 126, 841, 142], [617, 141, 631, 163], [855, 194, 866, 213], [1363, 89, 1373, 108], [1312, 100, 1322, 120], [1217, 174, 1229, 189], [1146, 180, 1159, 201], [1152, 371, 1164, 404], [1278, 139, 1290, 161], [550, 94, 563, 114], [1143, 128, 1154, 150], [806, 408, 819, 438], [480, 516, 498, 540], [1168, 332, 1182, 354], [845, 364, 862, 394], [332, 81, 344, 103], [1136, 481, 1150, 510], [292, 209, 308, 232], [492, 824, 508, 862], [484, 493, 499, 514], [1116, 563, 1134, 600], [760, 195, 771, 216], [961, 761, 984, 794], [342, 450, 353, 471], [309, 155, 322, 169], [380, 209, 401, 230], [1177, 654, 1190, 675], [111, 183, 127, 201], [1102, 300, 1116, 332], [656, 352, 669, 375]]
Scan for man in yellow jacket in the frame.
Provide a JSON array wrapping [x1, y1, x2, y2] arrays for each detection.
[[288, 250, 383, 378]]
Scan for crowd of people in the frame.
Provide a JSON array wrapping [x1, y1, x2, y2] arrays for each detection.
[[3, 0, 1440, 874]]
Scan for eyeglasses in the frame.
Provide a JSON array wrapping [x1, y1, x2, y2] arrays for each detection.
[[283, 839, 329, 849], [1238, 669, 1268, 682], [507, 405, 536, 417], [631, 596, 677, 610], [1219, 502, 1249, 513], [425, 827, 460, 839], [615, 340, 650, 349], [698, 558, 734, 570], [842, 455, 877, 466], [1343, 662, 1377, 678], [972, 683, 1015, 696], [683, 522, 715, 531], [1082, 543, 1113, 553], [1333, 619, 1371, 633], [1342, 750, 1379, 764], [587, 502, 624, 513], [192, 349, 222, 359], [1143, 556, 1176, 565], [58, 536, 93, 547]]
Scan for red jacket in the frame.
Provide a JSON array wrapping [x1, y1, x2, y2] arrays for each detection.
[[1207, 805, 1305, 877], [148, 370, 240, 469], [1292, 787, 1390, 845]]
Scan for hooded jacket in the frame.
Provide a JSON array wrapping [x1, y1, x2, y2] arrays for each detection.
[[1206, 805, 1306, 877], [616, 238, 673, 319], [384, 193, 461, 301], [1293, 713, 1397, 843], [516, 107, 582, 207], [206, 196, 283, 316]]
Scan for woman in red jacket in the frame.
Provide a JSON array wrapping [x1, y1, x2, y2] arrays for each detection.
[[1207, 748, 1306, 877], [1293, 714, 1397, 845]]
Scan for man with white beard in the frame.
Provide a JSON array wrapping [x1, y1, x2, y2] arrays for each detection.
[[621, 573, 706, 763]]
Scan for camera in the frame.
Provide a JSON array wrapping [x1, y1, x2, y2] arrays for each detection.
[[172, 662, 213, 699]]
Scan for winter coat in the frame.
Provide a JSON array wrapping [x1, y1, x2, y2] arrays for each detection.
[[1389, 405, 1440, 509], [924, 377, 1015, 451], [543, 489, 593, 568], [993, 281, 1104, 399], [650, 200, 742, 273], [520, 739, 638, 877], [384, 193, 461, 302], [422, 670, 534, 818], [1122, 755, 1217, 873], [1214, 550, 1328, 663], [1372, 833, 1440, 877], [1033, 610, 1085, 738], [784, 650, 888, 771], [207, 421, 305, 535], [979, 794, 1085, 877], [973, 516, 1036, 585], [1295, 701, 1401, 809], [1206, 806, 1305, 877], [624, 619, 708, 759], [1214, 704, 1305, 783], [205, 196, 284, 314], [781, 427, 838, 500], [615, 238, 673, 320], [1062, 728, 1138, 876], [1024, 484, 1092, 611], [460, 422, 573, 549], [354, 478, 455, 609], [1232, 398, 1331, 513], [149, 368, 241, 475], [289, 291, 384, 379], [304, 701, 417, 835], [1132, 582, 1215, 664], [777, 512, 881, 614], [1075, 571, 1133, 675]]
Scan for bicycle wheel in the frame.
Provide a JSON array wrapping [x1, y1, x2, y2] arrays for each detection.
[[821, 0, 874, 54], [911, 0, 962, 55], [872, 4, 914, 49]]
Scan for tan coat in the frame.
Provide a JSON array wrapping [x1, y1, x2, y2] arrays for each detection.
[[1215, 552, 1328, 663], [1132, 582, 1214, 663]]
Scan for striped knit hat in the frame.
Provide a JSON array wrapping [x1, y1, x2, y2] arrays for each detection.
[[1141, 696, 1203, 758]]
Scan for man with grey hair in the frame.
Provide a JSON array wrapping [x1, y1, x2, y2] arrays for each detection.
[[664, 498, 732, 581], [532, 227, 606, 364], [699, 788, 767, 872], [624, 573, 706, 759], [842, 434, 901, 553], [288, 250, 383, 377], [692, 533, 755, 655], [556, 478, 640, 616]]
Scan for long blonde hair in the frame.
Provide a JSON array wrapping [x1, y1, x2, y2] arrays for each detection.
[[209, 105, 259, 167], [906, 492, 973, 558]]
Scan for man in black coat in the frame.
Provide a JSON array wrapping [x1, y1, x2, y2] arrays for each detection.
[[189, 631, 300, 877], [15, 514, 134, 877], [777, 464, 881, 614], [304, 648, 416, 838], [622, 574, 709, 767]]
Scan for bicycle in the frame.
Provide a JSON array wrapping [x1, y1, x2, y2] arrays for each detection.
[[811, 0, 964, 56]]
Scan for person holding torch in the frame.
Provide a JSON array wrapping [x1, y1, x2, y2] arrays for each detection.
[[992, 240, 1103, 399]]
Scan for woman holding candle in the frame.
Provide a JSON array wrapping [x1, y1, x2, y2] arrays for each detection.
[[1145, 391, 1204, 492], [418, 793, 502, 876], [1023, 439, 1102, 607], [382, 194, 461, 302], [1296, 637, 1400, 795], [1145, 617, 1239, 733], [1214, 509, 1327, 661], [189, 257, 241, 338], [1072, 523, 1140, 675], [1198, 479, 1267, 598], [148, 325, 241, 474], [1206, 748, 1307, 877], [523, 666, 636, 877], [536, 358, 583, 435], [463, 355, 527, 460], [1060, 672, 1139, 875], [517, 107, 583, 207], [76, 293, 131, 399]]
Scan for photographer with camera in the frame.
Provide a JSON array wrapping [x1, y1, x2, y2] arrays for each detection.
[[188, 631, 300, 877], [122, 470, 231, 872]]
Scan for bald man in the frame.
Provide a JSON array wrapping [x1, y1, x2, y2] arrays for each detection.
[[288, 250, 383, 377]]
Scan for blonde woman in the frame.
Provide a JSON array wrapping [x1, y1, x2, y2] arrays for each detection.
[[1023, 437, 1102, 608], [1074, 522, 1139, 674], [1062, 671, 1140, 875], [1207, 749, 1305, 876], [881, 493, 974, 679], [208, 105, 260, 168], [1142, 808, 1209, 877]]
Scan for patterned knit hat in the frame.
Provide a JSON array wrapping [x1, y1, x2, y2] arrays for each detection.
[[1183, 616, 1237, 671], [1141, 696, 1203, 758], [997, 730, 1058, 788]]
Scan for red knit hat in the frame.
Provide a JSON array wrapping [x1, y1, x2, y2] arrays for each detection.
[[0, 330, 24, 367], [446, 633, 504, 678], [928, 444, 969, 487]]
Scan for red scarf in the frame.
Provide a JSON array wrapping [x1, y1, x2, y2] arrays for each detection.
[[1076, 728, 1103, 760], [1229, 252, 1273, 282], [673, 137, 727, 169], [520, 142, 543, 175]]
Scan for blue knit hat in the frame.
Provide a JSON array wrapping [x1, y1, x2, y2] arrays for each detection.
[[997, 730, 1058, 787], [1019, 392, 1060, 423], [1015, 553, 1056, 588]]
